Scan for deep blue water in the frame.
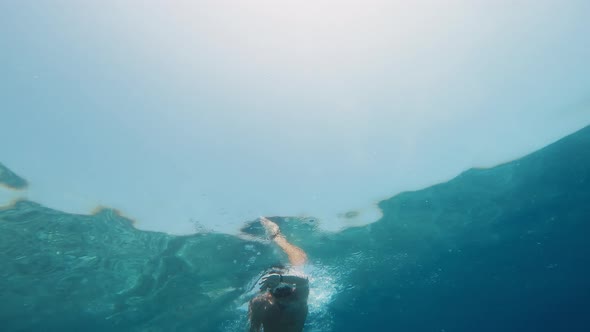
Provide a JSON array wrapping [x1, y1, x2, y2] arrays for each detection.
[[1, 125, 589, 331]]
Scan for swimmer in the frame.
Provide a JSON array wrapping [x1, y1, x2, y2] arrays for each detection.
[[248, 217, 309, 332]]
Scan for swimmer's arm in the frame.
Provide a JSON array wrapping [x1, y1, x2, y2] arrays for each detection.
[[260, 217, 307, 266], [273, 234, 308, 266]]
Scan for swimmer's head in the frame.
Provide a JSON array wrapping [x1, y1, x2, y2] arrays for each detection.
[[271, 283, 295, 298]]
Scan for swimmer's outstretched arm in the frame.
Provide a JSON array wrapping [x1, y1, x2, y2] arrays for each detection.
[[260, 217, 308, 266]]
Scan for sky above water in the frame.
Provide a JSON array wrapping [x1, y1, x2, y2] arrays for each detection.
[[1, 0, 589, 234]]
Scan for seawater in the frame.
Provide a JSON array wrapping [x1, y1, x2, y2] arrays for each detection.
[[1, 126, 589, 331]]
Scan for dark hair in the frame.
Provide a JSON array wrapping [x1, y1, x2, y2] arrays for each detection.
[[271, 284, 295, 298]]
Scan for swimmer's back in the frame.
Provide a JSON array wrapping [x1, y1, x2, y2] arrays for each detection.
[[249, 292, 308, 332]]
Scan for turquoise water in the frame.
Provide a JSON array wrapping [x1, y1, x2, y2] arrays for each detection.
[[1, 125, 589, 331]]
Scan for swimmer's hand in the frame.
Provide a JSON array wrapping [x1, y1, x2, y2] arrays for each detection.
[[260, 217, 281, 239], [260, 273, 281, 290]]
